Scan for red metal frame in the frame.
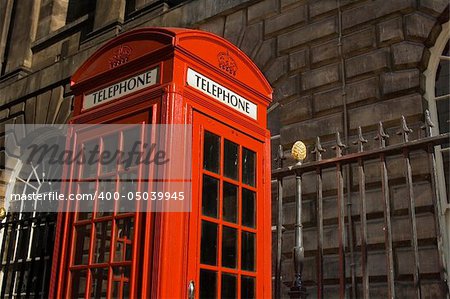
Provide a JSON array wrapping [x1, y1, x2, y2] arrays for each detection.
[[50, 27, 272, 298]]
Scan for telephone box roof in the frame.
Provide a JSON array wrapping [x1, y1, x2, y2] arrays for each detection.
[[71, 27, 272, 101]]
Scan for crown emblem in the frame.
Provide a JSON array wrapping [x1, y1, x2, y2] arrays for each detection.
[[217, 51, 238, 76], [109, 45, 132, 69]]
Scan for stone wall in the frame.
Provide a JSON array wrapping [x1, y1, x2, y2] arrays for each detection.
[[0, 0, 448, 297]]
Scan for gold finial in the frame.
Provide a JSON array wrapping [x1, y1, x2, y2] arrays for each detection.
[[0, 207, 7, 220], [291, 141, 307, 162]]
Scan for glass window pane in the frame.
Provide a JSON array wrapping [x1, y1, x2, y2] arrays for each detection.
[[202, 175, 219, 218], [242, 148, 256, 187], [241, 276, 255, 299], [437, 98, 449, 136], [200, 269, 217, 299], [121, 126, 142, 169], [83, 140, 99, 178], [101, 133, 119, 173], [242, 189, 256, 228], [77, 181, 95, 220], [221, 273, 236, 299], [74, 225, 91, 265], [114, 217, 134, 261], [436, 60, 450, 97], [94, 221, 112, 264], [118, 172, 138, 213], [443, 40, 449, 56], [112, 266, 130, 299], [90, 268, 108, 299], [223, 182, 237, 223], [200, 221, 218, 266], [241, 231, 255, 272], [71, 270, 87, 299], [224, 139, 238, 180], [96, 179, 115, 217], [222, 226, 237, 269], [203, 131, 220, 173]]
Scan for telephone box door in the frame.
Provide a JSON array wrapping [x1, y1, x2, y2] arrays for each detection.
[[188, 111, 268, 299]]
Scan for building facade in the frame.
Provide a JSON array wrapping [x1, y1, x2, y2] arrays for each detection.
[[0, 0, 449, 298]]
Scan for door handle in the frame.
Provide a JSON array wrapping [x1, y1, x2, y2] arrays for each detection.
[[188, 280, 195, 299]]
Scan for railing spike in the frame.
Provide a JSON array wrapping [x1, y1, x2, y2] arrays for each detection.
[[352, 126, 368, 153], [396, 115, 413, 142], [421, 109, 435, 137], [332, 132, 347, 157], [311, 136, 326, 161], [374, 121, 389, 148], [276, 144, 285, 169]]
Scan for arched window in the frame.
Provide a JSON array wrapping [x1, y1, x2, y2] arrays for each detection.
[[424, 21, 449, 203]]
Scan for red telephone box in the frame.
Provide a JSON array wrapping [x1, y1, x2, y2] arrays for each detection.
[[50, 28, 272, 298]]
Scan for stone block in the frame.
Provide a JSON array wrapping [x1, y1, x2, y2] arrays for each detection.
[[35, 90, 52, 124], [93, 0, 125, 30], [224, 10, 245, 45], [32, 41, 61, 70], [309, 0, 337, 18], [391, 182, 434, 211], [377, 17, 404, 44], [268, 105, 280, 135], [313, 77, 379, 112], [25, 97, 36, 124], [253, 38, 276, 69], [301, 63, 340, 91], [348, 93, 423, 128], [343, 27, 376, 55], [273, 74, 299, 100], [342, 0, 414, 29], [405, 12, 436, 41], [55, 96, 72, 124], [346, 77, 379, 104], [289, 48, 308, 71], [282, 200, 315, 227], [311, 39, 339, 65], [280, 0, 299, 10], [392, 41, 425, 67], [313, 86, 342, 112], [419, 0, 449, 16], [240, 22, 263, 57], [381, 69, 420, 95], [9, 102, 25, 115], [4, 0, 38, 72], [264, 55, 288, 84], [247, 0, 278, 23], [47, 86, 64, 124], [397, 246, 440, 275], [198, 17, 225, 36], [280, 113, 343, 145], [278, 16, 338, 52], [279, 96, 312, 125], [345, 49, 389, 78], [265, 4, 307, 35], [36, 0, 53, 40], [0, 108, 8, 120]]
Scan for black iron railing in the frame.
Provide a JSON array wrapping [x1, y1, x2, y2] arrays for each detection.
[[273, 110, 449, 299], [0, 212, 56, 298]]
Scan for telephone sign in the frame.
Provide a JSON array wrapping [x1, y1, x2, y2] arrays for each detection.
[[83, 67, 159, 110], [186, 68, 258, 119]]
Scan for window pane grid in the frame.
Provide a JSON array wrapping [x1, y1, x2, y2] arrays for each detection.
[[199, 129, 258, 298], [68, 127, 143, 298]]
